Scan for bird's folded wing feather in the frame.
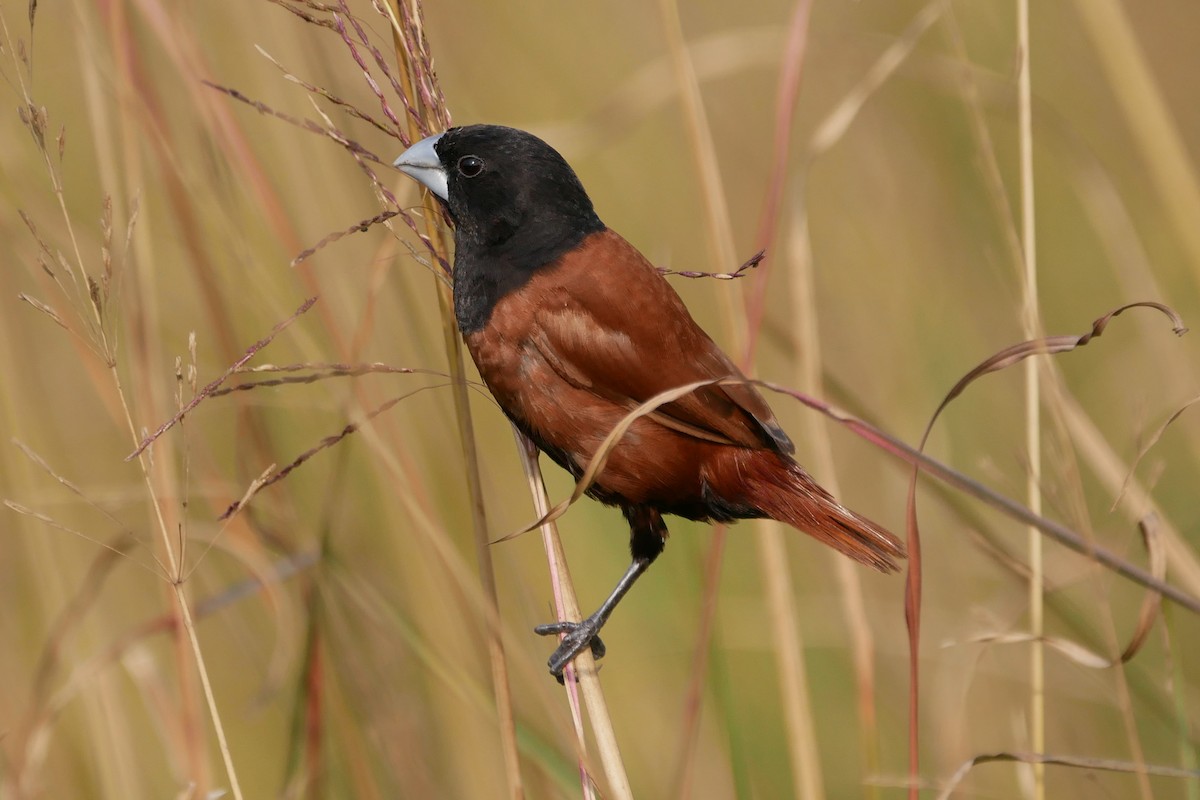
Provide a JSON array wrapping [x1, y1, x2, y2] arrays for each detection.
[[530, 230, 794, 454]]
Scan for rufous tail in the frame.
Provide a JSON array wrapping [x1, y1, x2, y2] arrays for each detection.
[[723, 450, 905, 573]]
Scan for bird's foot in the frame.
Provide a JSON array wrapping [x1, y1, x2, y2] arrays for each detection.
[[534, 614, 607, 681]]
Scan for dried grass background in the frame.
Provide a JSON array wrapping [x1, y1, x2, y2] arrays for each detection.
[[2, 0, 1200, 798]]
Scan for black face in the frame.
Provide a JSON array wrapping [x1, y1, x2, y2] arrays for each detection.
[[433, 124, 600, 238], [433, 125, 606, 332]]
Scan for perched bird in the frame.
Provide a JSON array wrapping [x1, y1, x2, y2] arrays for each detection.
[[394, 124, 904, 679]]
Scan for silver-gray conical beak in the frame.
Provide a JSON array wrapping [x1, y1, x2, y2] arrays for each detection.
[[393, 133, 448, 201]]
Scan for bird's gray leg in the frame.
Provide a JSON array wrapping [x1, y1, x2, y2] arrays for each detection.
[[534, 506, 667, 680]]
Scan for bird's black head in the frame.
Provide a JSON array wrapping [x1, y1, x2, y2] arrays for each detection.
[[394, 124, 606, 331], [395, 125, 604, 266]]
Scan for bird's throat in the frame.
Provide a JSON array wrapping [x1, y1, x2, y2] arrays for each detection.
[[451, 218, 602, 334]]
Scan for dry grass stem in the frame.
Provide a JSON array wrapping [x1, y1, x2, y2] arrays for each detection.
[[1015, 4, 1046, 796]]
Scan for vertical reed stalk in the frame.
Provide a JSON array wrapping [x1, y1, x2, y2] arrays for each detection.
[[513, 434, 631, 800], [513, 437, 594, 800], [758, 528, 825, 800], [1016, 2, 1045, 797], [381, 4, 523, 796], [788, 208, 880, 797]]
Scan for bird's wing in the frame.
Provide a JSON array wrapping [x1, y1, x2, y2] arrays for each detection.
[[530, 229, 794, 454]]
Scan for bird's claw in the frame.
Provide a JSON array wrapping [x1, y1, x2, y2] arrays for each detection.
[[534, 617, 606, 681]]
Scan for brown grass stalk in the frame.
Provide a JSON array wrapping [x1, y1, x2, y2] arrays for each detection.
[[747, 4, 827, 797], [377, 3, 526, 797]]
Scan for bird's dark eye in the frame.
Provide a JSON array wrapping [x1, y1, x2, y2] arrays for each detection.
[[457, 155, 485, 178]]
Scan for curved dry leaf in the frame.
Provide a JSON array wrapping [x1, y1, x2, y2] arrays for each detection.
[[928, 301, 1186, 434], [906, 303, 1182, 666], [1119, 514, 1165, 662], [955, 632, 1112, 669]]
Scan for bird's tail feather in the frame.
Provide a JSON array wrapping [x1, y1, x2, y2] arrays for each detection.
[[722, 451, 905, 573]]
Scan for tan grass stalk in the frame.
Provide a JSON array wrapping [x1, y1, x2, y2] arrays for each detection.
[[943, 15, 1162, 788], [102, 7, 265, 787], [656, 0, 744, 348], [513, 435, 628, 800], [431, 246, 527, 800], [758, 527, 825, 799], [788, 208, 881, 796], [1015, 2, 1045, 798], [127, 362, 241, 800], [379, 5, 524, 795], [515, 377, 829, 799], [512, 438, 595, 800]]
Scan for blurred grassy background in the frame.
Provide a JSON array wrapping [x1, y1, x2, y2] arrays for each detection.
[[2, 0, 1199, 797]]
